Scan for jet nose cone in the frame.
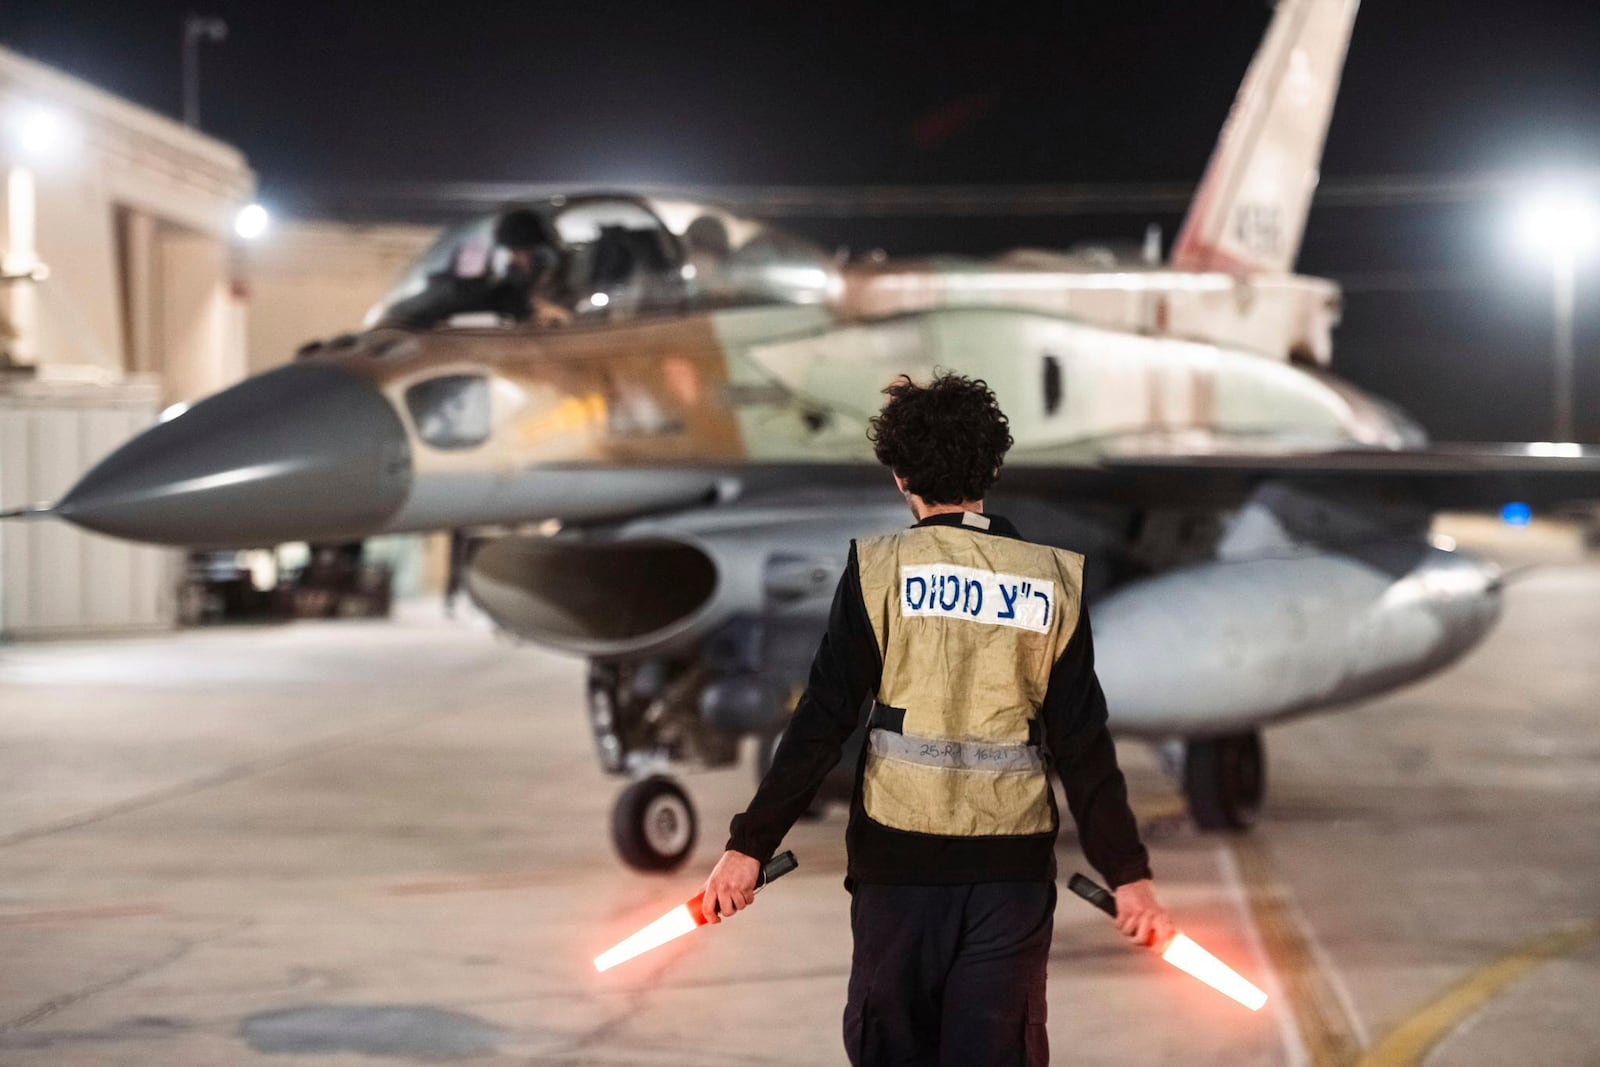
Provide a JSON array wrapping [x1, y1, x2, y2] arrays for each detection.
[[58, 363, 412, 547]]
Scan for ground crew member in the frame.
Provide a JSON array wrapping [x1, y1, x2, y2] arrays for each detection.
[[701, 372, 1174, 1066]]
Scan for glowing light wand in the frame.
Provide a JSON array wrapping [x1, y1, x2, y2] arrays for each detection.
[[594, 851, 799, 972], [1068, 873, 1268, 1011]]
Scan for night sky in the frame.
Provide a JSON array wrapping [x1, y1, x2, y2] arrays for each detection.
[[5, 1, 1600, 442]]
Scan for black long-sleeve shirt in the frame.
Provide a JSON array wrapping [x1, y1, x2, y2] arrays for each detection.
[[727, 512, 1153, 889]]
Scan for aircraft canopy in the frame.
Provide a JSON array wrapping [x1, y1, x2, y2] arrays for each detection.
[[368, 195, 838, 330]]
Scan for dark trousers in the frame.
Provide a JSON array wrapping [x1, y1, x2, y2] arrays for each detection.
[[844, 882, 1055, 1067]]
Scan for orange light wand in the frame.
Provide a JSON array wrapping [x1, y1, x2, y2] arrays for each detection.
[[594, 851, 799, 972], [1067, 873, 1268, 1011]]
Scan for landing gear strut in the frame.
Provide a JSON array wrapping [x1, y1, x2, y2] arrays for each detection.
[[1183, 730, 1264, 830], [611, 775, 698, 872]]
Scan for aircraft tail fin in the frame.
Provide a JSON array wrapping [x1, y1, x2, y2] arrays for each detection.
[[1170, 0, 1360, 275]]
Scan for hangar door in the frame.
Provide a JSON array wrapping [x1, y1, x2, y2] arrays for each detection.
[[0, 380, 176, 639]]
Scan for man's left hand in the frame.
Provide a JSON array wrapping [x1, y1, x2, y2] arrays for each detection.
[[700, 850, 761, 924]]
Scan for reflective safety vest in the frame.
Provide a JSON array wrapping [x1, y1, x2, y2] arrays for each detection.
[[854, 516, 1084, 837]]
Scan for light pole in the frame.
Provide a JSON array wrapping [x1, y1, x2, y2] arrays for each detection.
[[181, 14, 228, 129], [1552, 247, 1577, 442], [1517, 188, 1598, 442]]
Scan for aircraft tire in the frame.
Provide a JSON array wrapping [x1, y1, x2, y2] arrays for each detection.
[[1183, 731, 1265, 831], [612, 776, 698, 872]]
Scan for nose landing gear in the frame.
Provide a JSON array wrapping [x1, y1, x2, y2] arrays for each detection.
[[611, 775, 698, 872]]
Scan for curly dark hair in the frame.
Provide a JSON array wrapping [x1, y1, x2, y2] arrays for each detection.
[[867, 372, 1013, 505]]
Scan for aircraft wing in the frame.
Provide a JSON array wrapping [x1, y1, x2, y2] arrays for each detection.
[[1088, 445, 1600, 511], [718, 445, 1600, 514]]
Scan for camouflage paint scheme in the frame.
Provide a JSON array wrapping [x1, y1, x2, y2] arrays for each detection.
[[30, 0, 1600, 867]]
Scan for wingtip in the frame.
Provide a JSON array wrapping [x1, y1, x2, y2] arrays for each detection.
[[1497, 564, 1545, 587]]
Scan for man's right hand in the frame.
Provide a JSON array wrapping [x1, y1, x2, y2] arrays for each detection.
[[700, 850, 761, 924], [1114, 878, 1176, 949]]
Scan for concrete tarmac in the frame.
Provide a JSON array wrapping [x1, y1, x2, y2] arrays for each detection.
[[1, 534, 1596, 1065]]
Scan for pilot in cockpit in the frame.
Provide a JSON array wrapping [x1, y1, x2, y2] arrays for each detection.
[[376, 208, 573, 330], [486, 209, 573, 329]]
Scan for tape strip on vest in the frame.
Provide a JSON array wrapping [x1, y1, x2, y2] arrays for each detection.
[[899, 563, 1055, 633], [868, 728, 1044, 774]]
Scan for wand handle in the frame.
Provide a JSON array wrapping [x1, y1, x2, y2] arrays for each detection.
[[757, 850, 799, 891], [1067, 873, 1118, 917]]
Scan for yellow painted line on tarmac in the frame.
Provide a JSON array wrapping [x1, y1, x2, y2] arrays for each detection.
[[385, 871, 561, 896], [1230, 834, 1364, 1067], [0, 902, 168, 926], [1355, 919, 1600, 1067]]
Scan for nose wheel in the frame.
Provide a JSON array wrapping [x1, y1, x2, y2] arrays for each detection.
[[1183, 730, 1265, 831], [612, 775, 698, 872]]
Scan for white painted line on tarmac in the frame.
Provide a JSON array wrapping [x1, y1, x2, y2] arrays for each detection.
[[1289, 886, 1371, 1050], [1216, 844, 1311, 1067]]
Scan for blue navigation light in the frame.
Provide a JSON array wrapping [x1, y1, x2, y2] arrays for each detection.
[[1501, 502, 1533, 527]]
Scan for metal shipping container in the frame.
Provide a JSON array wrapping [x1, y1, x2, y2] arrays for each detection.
[[0, 377, 176, 639]]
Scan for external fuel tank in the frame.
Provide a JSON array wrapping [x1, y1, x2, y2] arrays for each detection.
[[1092, 544, 1502, 737]]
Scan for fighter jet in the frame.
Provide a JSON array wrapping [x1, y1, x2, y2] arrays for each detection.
[[12, 0, 1600, 870]]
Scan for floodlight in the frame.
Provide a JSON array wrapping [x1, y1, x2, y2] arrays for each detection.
[[234, 203, 269, 240], [8, 106, 73, 161], [1516, 189, 1599, 261]]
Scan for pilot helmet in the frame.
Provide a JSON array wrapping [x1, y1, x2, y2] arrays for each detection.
[[494, 209, 557, 252]]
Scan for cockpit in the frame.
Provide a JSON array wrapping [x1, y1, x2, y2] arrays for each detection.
[[367, 194, 839, 331]]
